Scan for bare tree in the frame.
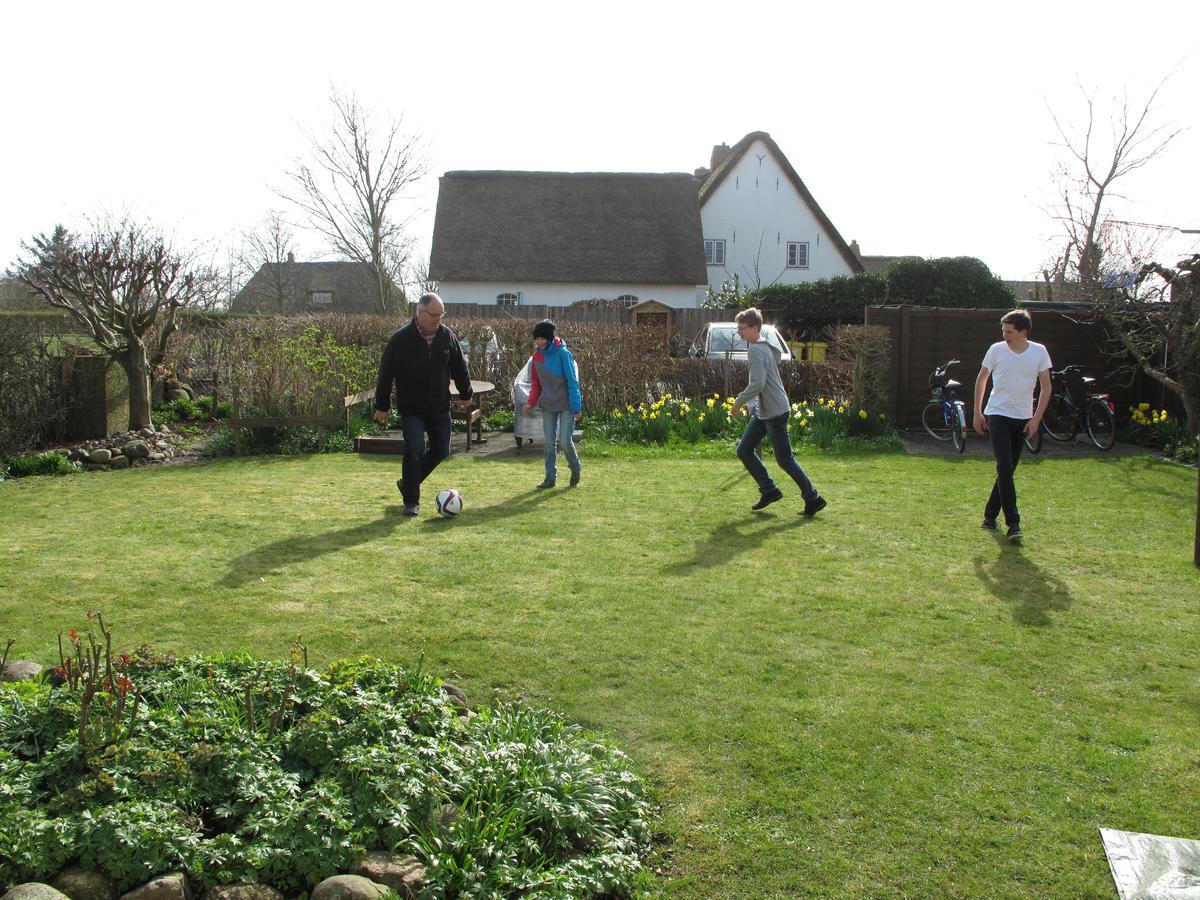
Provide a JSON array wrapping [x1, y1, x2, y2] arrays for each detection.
[[16, 220, 207, 429], [405, 255, 437, 299], [237, 210, 298, 314], [1042, 79, 1183, 297], [283, 89, 427, 315]]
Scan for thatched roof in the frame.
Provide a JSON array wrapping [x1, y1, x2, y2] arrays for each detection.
[[699, 132, 864, 274], [231, 261, 397, 315], [429, 171, 708, 285]]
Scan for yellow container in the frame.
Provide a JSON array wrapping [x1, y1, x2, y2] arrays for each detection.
[[788, 341, 827, 363]]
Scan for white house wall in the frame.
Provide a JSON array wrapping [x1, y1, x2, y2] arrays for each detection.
[[701, 138, 855, 292], [437, 281, 704, 309]]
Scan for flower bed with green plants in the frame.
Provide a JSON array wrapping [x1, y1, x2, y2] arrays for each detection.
[[0, 618, 652, 897], [1124, 403, 1198, 465], [585, 393, 900, 451]]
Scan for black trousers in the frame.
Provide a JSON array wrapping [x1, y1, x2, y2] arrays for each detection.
[[984, 415, 1028, 528]]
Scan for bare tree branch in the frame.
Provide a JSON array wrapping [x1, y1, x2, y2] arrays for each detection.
[[281, 89, 428, 315]]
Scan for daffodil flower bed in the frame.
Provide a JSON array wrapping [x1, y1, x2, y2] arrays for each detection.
[[585, 393, 899, 450], [1125, 402, 1197, 464]]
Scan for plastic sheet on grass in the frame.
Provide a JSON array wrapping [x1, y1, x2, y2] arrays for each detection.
[[1101, 827, 1200, 899]]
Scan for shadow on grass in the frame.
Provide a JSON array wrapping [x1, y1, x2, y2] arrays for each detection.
[[220, 505, 408, 587], [663, 511, 808, 574], [972, 542, 1074, 627]]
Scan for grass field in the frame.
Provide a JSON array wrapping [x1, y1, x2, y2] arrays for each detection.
[[2, 444, 1198, 897]]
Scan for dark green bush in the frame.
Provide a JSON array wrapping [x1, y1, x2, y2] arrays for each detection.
[[5, 451, 78, 478], [757, 274, 887, 337], [885, 256, 1014, 308], [204, 425, 355, 457]]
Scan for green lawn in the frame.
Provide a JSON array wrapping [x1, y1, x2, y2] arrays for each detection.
[[2, 446, 1198, 897]]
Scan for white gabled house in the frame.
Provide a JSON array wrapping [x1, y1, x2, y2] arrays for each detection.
[[697, 131, 863, 293], [429, 171, 709, 309]]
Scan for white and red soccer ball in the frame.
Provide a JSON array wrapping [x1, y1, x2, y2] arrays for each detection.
[[434, 488, 463, 517]]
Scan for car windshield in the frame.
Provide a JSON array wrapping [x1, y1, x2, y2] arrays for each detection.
[[709, 325, 787, 354]]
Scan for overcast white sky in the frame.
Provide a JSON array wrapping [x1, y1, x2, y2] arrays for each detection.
[[2, 0, 1197, 283]]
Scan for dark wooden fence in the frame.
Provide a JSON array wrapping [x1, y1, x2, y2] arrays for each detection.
[[865, 305, 1148, 428]]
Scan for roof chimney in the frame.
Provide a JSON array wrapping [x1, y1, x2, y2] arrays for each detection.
[[693, 166, 710, 180], [849, 240, 861, 259], [710, 143, 731, 170], [287, 252, 295, 264]]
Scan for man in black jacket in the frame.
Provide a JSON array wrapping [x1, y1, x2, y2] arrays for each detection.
[[373, 292, 473, 515]]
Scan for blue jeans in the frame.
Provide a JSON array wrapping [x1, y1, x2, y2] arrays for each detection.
[[399, 411, 452, 504], [541, 409, 580, 482], [985, 414, 1027, 528], [737, 412, 817, 500]]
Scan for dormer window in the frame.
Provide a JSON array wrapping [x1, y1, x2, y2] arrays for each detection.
[[310, 290, 333, 305]]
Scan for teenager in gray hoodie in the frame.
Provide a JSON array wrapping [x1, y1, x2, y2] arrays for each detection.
[[730, 307, 827, 515]]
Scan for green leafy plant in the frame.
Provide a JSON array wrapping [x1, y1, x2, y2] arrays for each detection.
[[0, 632, 651, 895], [4, 451, 78, 479]]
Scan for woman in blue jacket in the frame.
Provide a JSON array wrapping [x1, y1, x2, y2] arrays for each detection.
[[524, 319, 582, 488]]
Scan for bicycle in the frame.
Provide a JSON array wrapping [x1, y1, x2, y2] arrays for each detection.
[[1041, 365, 1116, 450], [921, 359, 968, 453]]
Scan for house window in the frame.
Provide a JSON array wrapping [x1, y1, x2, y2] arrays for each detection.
[[786, 242, 809, 268], [309, 290, 333, 305], [496, 292, 518, 307], [616, 294, 639, 307], [704, 239, 726, 266]]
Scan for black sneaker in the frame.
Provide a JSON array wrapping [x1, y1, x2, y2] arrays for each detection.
[[752, 488, 784, 511], [402, 503, 420, 517], [569, 469, 581, 487], [536, 479, 556, 489], [981, 518, 998, 530], [803, 495, 828, 518], [1006, 525, 1023, 545]]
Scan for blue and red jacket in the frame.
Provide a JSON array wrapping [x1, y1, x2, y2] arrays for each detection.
[[528, 337, 582, 414]]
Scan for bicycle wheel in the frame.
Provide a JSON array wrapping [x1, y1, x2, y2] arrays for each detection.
[[921, 400, 951, 441], [1086, 398, 1115, 450], [1042, 395, 1079, 442], [1023, 425, 1042, 454], [951, 402, 967, 453]]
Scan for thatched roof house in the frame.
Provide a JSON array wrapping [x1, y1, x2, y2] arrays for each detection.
[[231, 259, 400, 315], [430, 171, 708, 308]]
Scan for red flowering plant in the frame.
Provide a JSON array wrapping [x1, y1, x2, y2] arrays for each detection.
[[56, 611, 140, 750]]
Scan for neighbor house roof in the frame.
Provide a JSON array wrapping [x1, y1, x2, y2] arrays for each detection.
[[231, 261, 393, 314], [429, 171, 708, 285], [699, 131, 864, 274], [858, 255, 907, 277]]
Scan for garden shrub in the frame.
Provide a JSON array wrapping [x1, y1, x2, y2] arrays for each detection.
[[884, 256, 1014, 308], [4, 451, 78, 479], [0, 641, 651, 896], [756, 274, 887, 337]]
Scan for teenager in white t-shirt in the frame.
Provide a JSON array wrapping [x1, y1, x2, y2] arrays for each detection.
[[972, 310, 1052, 545]]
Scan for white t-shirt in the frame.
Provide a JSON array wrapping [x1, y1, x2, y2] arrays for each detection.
[[981, 340, 1051, 419]]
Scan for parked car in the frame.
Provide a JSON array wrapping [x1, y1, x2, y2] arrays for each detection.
[[689, 322, 793, 362]]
